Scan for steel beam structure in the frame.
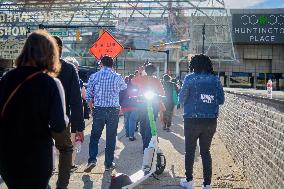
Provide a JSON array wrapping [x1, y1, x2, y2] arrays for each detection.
[[0, 0, 235, 64]]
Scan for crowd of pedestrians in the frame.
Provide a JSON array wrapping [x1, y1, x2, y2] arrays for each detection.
[[0, 30, 224, 189]]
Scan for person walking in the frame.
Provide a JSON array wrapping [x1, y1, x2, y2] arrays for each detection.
[[132, 63, 165, 151], [162, 74, 178, 132], [0, 30, 68, 189], [179, 54, 224, 189], [119, 74, 140, 141], [63, 56, 87, 171], [84, 55, 127, 172], [53, 36, 85, 189]]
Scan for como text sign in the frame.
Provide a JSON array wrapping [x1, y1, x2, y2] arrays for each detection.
[[232, 14, 284, 44]]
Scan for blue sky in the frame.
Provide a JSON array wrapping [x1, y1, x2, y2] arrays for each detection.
[[253, 0, 284, 8], [224, 0, 284, 9]]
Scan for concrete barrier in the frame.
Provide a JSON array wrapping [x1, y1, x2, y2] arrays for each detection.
[[218, 91, 284, 189]]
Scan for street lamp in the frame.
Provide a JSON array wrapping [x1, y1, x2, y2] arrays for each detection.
[[202, 23, 205, 54]]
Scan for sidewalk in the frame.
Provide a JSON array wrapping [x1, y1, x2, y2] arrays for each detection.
[[0, 110, 251, 189], [224, 87, 284, 100]]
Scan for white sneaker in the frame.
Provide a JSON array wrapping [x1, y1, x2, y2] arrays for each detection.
[[180, 178, 195, 189], [202, 185, 212, 189]]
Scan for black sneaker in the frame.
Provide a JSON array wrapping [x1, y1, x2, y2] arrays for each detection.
[[105, 162, 116, 171], [129, 137, 136, 141], [84, 162, 96, 173]]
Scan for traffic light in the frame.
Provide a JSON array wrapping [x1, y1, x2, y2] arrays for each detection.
[[76, 29, 80, 41], [99, 28, 105, 37]]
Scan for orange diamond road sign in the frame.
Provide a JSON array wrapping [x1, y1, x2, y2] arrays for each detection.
[[89, 30, 124, 60]]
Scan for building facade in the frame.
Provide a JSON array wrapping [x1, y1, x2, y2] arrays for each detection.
[[214, 9, 284, 90]]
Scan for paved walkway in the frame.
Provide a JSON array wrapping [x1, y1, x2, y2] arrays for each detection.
[[224, 87, 284, 100], [0, 110, 251, 189]]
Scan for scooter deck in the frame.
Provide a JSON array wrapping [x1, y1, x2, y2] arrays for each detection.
[[122, 170, 155, 189]]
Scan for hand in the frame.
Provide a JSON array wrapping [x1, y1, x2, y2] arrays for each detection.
[[75, 131, 84, 143], [88, 101, 93, 111]]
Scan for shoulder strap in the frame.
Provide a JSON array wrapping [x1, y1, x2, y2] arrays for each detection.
[[1, 71, 42, 119]]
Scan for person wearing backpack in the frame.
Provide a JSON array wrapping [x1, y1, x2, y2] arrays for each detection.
[[162, 74, 178, 132]]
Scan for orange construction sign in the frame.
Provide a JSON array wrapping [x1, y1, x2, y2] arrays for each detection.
[[89, 30, 124, 60]]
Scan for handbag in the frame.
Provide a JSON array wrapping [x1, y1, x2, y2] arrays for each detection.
[[1, 71, 42, 119]]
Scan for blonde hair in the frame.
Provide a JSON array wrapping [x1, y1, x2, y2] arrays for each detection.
[[16, 29, 61, 77]]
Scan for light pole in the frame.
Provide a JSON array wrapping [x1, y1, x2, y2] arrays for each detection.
[[202, 23, 205, 54]]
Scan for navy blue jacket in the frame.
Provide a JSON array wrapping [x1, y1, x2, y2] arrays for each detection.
[[179, 73, 224, 118]]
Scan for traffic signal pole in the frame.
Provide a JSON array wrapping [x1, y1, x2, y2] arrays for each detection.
[[202, 23, 205, 54], [124, 47, 169, 73]]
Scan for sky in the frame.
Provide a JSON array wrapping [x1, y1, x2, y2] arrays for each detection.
[[224, 0, 284, 9]]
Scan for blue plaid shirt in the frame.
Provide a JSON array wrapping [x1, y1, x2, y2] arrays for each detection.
[[86, 67, 127, 107]]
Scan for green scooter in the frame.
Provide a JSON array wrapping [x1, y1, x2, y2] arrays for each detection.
[[110, 91, 166, 189]]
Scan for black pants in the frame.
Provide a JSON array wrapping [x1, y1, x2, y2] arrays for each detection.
[[184, 118, 217, 186], [52, 125, 73, 189]]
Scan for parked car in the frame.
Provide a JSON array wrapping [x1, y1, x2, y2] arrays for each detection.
[[78, 66, 97, 83]]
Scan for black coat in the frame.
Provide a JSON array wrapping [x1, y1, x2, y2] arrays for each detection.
[[58, 59, 85, 132], [0, 66, 66, 183]]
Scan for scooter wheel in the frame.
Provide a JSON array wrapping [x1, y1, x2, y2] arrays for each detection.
[[155, 153, 166, 175]]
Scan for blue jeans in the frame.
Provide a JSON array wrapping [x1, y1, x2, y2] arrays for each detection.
[[88, 107, 119, 167], [124, 111, 130, 137], [128, 110, 138, 138], [139, 109, 152, 151], [124, 110, 139, 138]]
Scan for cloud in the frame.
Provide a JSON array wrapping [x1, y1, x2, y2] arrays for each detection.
[[224, 0, 266, 8]]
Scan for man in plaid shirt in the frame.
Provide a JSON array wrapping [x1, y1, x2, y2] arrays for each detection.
[[84, 56, 127, 172]]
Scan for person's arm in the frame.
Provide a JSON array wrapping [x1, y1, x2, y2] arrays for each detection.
[[53, 78, 69, 126], [69, 66, 85, 137], [81, 86, 86, 100], [118, 75, 127, 91], [179, 76, 190, 105], [86, 73, 96, 110], [119, 89, 127, 106], [217, 78, 225, 105], [49, 80, 67, 133], [157, 79, 165, 96]]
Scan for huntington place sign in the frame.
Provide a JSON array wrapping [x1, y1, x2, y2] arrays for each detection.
[[232, 14, 284, 44]]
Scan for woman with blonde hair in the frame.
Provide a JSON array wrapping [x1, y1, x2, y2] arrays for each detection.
[[0, 30, 68, 189]]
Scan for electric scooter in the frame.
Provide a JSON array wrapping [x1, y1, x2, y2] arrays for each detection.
[[109, 91, 166, 189]]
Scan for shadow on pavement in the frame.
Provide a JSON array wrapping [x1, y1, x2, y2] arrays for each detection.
[[158, 111, 200, 162], [115, 130, 143, 176], [76, 134, 106, 166], [101, 171, 112, 189], [138, 170, 181, 189], [82, 175, 93, 189], [157, 116, 185, 155]]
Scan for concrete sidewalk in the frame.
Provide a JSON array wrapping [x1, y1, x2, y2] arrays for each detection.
[[0, 110, 251, 189], [224, 87, 284, 100]]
